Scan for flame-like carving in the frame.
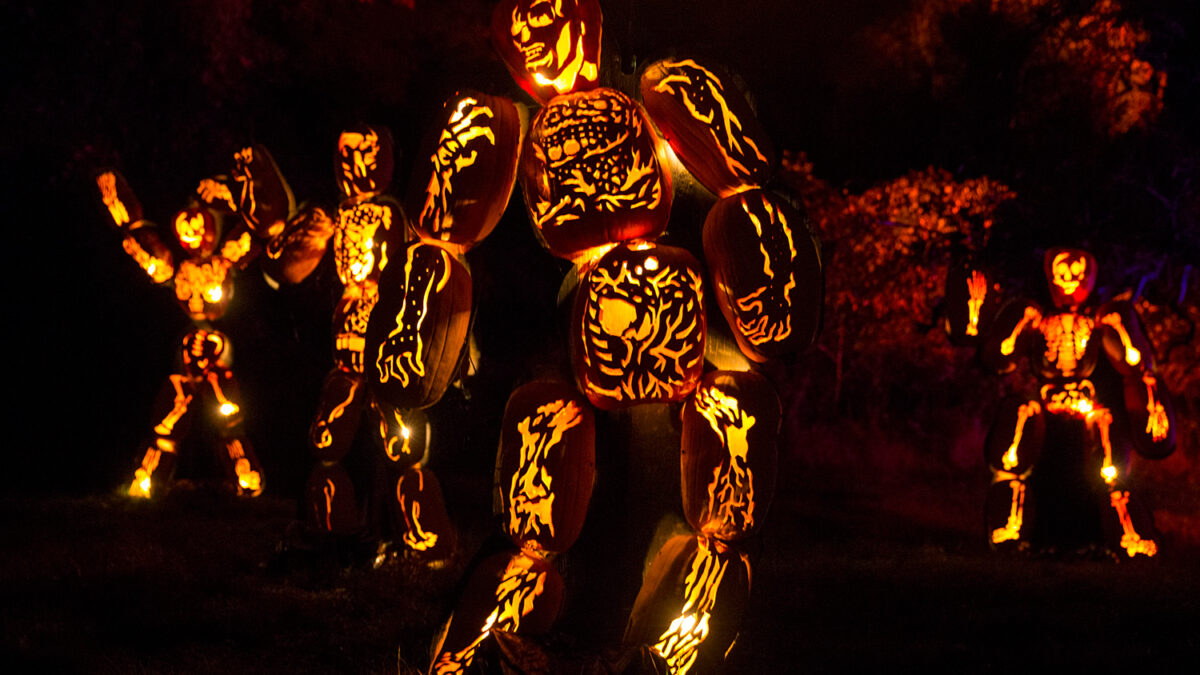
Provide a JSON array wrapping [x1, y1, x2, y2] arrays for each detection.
[[314, 377, 360, 450], [732, 193, 797, 346], [433, 555, 549, 675], [421, 97, 496, 237], [509, 399, 583, 543], [652, 539, 728, 674], [966, 270, 987, 337], [652, 59, 768, 181], [375, 244, 452, 389], [578, 246, 704, 405], [693, 387, 757, 535]]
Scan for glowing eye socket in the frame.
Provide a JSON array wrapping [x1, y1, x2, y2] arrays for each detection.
[[529, 12, 554, 27], [206, 286, 223, 303]]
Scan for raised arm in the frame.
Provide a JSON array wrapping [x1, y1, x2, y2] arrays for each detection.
[[94, 170, 175, 284]]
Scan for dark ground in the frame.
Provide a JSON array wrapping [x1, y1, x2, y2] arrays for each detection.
[[3, 467, 1198, 674]]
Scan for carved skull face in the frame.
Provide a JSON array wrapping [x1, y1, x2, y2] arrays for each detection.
[[337, 126, 393, 198], [493, 0, 601, 101], [173, 207, 218, 258], [1045, 248, 1096, 307]]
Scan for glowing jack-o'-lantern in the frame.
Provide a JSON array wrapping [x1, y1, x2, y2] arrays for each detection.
[[174, 257, 234, 321], [365, 242, 472, 409], [173, 206, 219, 257], [394, 465, 457, 559], [308, 369, 368, 462], [1045, 248, 1096, 308], [95, 170, 144, 229], [231, 145, 295, 238], [407, 92, 521, 252], [122, 222, 176, 284], [571, 242, 706, 410], [490, 0, 602, 104], [430, 549, 564, 675], [624, 534, 750, 675], [703, 189, 822, 362], [336, 124, 395, 199], [496, 380, 596, 555], [262, 205, 335, 285], [519, 88, 673, 262], [681, 370, 780, 542], [640, 58, 775, 198], [333, 198, 402, 286]]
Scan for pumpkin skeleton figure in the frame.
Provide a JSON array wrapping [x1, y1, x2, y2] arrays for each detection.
[[94, 147, 319, 498], [421, 2, 820, 673], [947, 248, 1175, 558]]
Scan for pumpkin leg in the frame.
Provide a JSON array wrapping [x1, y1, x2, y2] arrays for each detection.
[[1102, 489, 1159, 558], [206, 367, 263, 496], [128, 374, 195, 498], [303, 370, 368, 535], [394, 465, 457, 564], [986, 477, 1033, 550]]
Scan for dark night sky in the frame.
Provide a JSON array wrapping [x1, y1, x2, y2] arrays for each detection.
[[4, 0, 1196, 496]]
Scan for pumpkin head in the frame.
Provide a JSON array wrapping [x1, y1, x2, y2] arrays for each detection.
[[365, 241, 472, 409], [624, 535, 750, 675], [703, 189, 822, 362], [640, 58, 775, 198], [407, 92, 521, 253], [572, 242, 705, 410], [231, 145, 294, 238], [95, 170, 143, 229], [520, 88, 672, 263], [335, 124, 395, 199], [172, 205, 219, 258], [431, 549, 564, 674], [681, 370, 780, 542], [1044, 248, 1096, 308], [490, 0, 602, 103], [496, 380, 595, 555]]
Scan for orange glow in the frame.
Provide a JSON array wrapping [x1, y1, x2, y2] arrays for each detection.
[[197, 178, 236, 211], [174, 211, 207, 250], [338, 130, 382, 195], [121, 236, 174, 284], [652, 59, 769, 180], [154, 374, 192, 436], [128, 446, 164, 498], [1042, 380, 1097, 417], [433, 554, 548, 675], [966, 270, 987, 336], [990, 480, 1026, 544], [334, 202, 392, 285], [510, 399, 583, 544], [174, 259, 231, 316], [509, 0, 598, 95], [97, 172, 130, 227], [226, 440, 261, 496], [1004, 401, 1040, 470], [1098, 312, 1141, 365], [375, 245, 452, 388], [733, 193, 797, 346], [1001, 306, 1041, 356], [1092, 408, 1117, 485], [421, 97, 497, 238], [220, 231, 253, 264], [694, 386, 758, 534], [651, 538, 728, 674], [315, 378, 360, 450], [206, 372, 239, 417], [1051, 251, 1087, 297], [1040, 312, 1094, 376], [382, 409, 411, 461], [322, 478, 336, 531], [1109, 491, 1157, 557], [398, 470, 439, 552], [1142, 373, 1169, 442]]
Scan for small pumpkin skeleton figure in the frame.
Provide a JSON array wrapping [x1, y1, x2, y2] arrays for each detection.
[[94, 147, 319, 498], [421, 2, 821, 672], [948, 248, 1175, 557]]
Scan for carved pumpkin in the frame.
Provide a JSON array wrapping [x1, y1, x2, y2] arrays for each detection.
[[174, 257, 234, 321], [571, 242, 706, 410], [624, 535, 750, 675], [640, 58, 775, 198], [681, 370, 780, 542], [394, 465, 457, 558], [703, 189, 822, 362], [372, 400, 430, 468], [172, 205, 220, 258], [430, 549, 564, 675], [365, 242, 472, 409], [983, 395, 1046, 474], [1044, 248, 1097, 309], [496, 380, 596, 555], [1123, 372, 1176, 458], [262, 204, 335, 285], [490, 0, 602, 104], [230, 145, 294, 238], [333, 197, 404, 287], [305, 461, 359, 535], [407, 91, 521, 253], [122, 222, 176, 284], [519, 88, 673, 262], [943, 262, 999, 347], [95, 170, 143, 229], [335, 124, 395, 200], [309, 370, 369, 462]]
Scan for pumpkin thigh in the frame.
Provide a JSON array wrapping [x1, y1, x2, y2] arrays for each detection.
[[127, 374, 198, 498], [304, 461, 360, 535]]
